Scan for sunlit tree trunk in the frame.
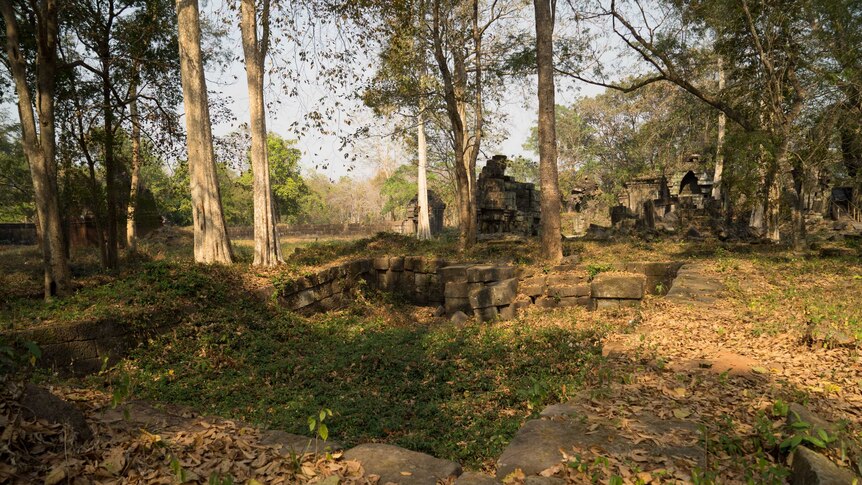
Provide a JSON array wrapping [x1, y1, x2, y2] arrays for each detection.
[[416, 101, 431, 240], [240, 0, 282, 266], [1, 0, 71, 298], [534, 0, 562, 263], [176, 0, 233, 263], [126, 68, 142, 252], [712, 58, 726, 201]]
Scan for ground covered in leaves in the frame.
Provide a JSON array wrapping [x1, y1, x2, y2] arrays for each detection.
[[1, 230, 861, 483]]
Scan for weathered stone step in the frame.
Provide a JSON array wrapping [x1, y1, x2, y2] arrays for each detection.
[[343, 443, 462, 484], [496, 404, 702, 480]]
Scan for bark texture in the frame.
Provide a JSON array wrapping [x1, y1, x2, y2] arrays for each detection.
[[431, 0, 480, 250], [240, 0, 282, 266], [2, 0, 71, 298], [176, 0, 233, 263], [712, 58, 726, 201], [416, 106, 431, 240], [534, 0, 562, 262], [126, 71, 142, 251]]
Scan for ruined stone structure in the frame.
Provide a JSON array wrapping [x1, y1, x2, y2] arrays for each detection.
[[477, 155, 541, 236], [398, 190, 446, 236], [613, 156, 717, 229], [562, 178, 608, 236]]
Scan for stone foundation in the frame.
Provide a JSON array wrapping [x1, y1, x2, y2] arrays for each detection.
[[273, 258, 684, 322]]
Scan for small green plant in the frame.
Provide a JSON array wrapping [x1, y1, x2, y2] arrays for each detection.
[[772, 400, 789, 418], [780, 418, 836, 451], [655, 281, 667, 294], [586, 263, 613, 281], [308, 408, 333, 442]]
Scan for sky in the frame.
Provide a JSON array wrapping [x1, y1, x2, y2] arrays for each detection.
[[201, 1, 604, 181]]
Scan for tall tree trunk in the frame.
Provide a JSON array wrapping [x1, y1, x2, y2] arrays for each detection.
[[764, 161, 781, 242], [416, 103, 431, 240], [534, 0, 562, 263], [712, 58, 726, 201], [2, 0, 70, 298], [240, 0, 282, 266], [127, 70, 142, 251], [431, 0, 478, 250], [176, 0, 233, 263], [102, 55, 119, 268]]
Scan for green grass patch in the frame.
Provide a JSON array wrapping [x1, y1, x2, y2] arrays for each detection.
[[103, 289, 603, 466]]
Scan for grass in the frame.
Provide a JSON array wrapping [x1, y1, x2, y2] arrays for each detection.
[[114, 300, 603, 467], [4, 230, 862, 474]]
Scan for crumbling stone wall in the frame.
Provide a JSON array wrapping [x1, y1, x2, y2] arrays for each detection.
[[477, 156, 541, 236], [273, 257, 683, 321]]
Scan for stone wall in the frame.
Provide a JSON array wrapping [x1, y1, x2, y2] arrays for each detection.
[[3, 316, 175, 377], [477, 156, 541, 236], [273, 257, 683, 321]]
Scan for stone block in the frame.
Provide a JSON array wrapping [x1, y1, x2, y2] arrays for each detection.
[[534, 296, 558, 308], [512, 295, 533, 313], [624, 261, 675, 276], [287, 288, 318, 310], [547, 283, 589, 298], [445, 281, 471, 299], [790, 446, 858, 485], [558, 296, 590, 307], [415, 272, 431, 289], [469, 278, 518, 309], [389, 256, 405, 271], [590, 273, 645, 299], [499, 305, 515, 320], [343, 443, 461, 485], [474, 306, 499, 322], [404, 256, 423, 271], [519, 276, 546, 297], [551, 263, 579, 273], [467, 265, 515, 283], [420, 258, 449, 273], [348, 258, 372, 277], [445, 297, 471, 315], [372, 256, 390, 270], [317, 282, 334, 299], [547, 273, 585, 286], [450, 311, 470, 326], [439, 265, 472, 284], [592, 298, 640, 309]]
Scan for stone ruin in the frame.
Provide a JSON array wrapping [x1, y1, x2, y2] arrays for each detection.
[[398, 190, 446, 236], [611, 155, 717, 230], [477, 155, 541, 237], [273, 255, 682, 322], [562, 177, 609, 235]]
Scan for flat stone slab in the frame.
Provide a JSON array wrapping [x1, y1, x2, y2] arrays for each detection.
[[497, 412, 702, 480], [455, 471, 500, 484], [469, 278, 518, 309], [791, 445, 859, 484], [591, 273, 645, 300], [665, 264, 723, 304], [259, 429, 342, 456], [343, 443, 462, 484]]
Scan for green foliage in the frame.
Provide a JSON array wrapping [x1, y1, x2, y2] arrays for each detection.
[[0, 120, 34, 222], [585, 263, 613, 281], [97, 266, 605, 466], [380, 164, 417, 218]]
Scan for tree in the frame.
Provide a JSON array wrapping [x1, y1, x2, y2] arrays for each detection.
[[1, 0, 71, 298], [176, 0, 233, 263], [240, 0, 282, 266], [560, 0, 819, 244], [0, 120, 34, 222], [416, 86, 432, 240], [534, 0, 562, 262]]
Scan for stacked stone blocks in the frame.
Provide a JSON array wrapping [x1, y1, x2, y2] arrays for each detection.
[[275, 256, 683, 320]]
